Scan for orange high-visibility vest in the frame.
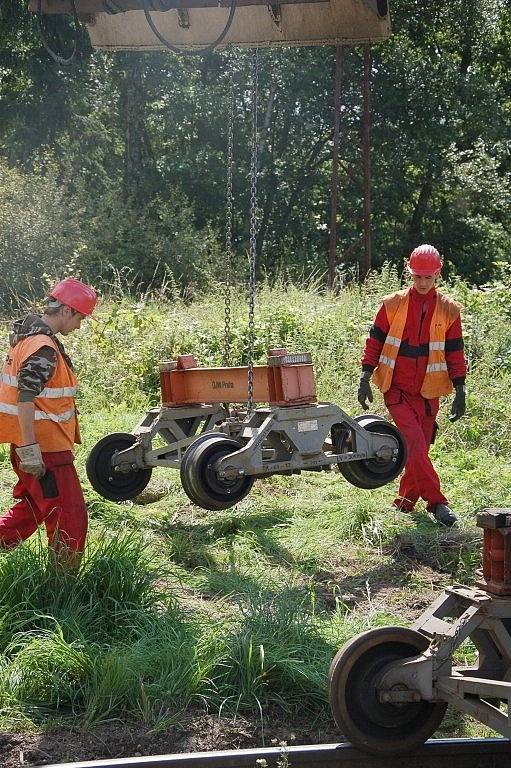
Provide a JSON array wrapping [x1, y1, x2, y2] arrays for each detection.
[[372, 288, 461, 399], [0, 335, 80, 451]]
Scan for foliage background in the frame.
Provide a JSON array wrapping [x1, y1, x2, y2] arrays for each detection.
[[0, 0, 510, 744], [0, 0, 510, 304]]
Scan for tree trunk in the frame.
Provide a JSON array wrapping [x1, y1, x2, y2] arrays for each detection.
[[242, 85, 277, 258], [361, 44, 372, 280], [121, 54, 150, 204], [406, 168, 434, 254]]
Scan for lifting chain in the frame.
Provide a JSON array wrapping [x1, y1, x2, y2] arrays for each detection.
[[223, 50, 235, 368], [37, 0, 81, 66], [247, 48, 259, 412]]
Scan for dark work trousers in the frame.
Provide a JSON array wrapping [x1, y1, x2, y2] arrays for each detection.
[[0, 447, 88, 554], [385, 393, 448, 512]]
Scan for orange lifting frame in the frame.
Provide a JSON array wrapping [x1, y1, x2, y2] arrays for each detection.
[[159, 349, 316, 407]]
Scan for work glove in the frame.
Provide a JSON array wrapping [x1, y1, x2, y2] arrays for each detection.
[[357, 371, 373, 410], [15, 443, 45, 478], [449, 384, 466, 423]]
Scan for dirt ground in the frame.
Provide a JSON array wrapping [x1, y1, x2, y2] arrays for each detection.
[[0, 711, 342, 767]]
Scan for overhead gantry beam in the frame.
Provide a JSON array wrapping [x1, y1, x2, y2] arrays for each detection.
[[29, 0, 390, 50]]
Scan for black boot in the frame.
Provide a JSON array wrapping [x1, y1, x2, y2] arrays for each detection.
[[432, 503, 457, 527]]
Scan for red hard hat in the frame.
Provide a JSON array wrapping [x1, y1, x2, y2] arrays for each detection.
[[49, 278, 97, 316], [407, 244, 442, 276]]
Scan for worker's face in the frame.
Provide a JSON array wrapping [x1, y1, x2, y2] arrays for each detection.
[[412, 273, 438, 294], [60, 306, 86, 335]]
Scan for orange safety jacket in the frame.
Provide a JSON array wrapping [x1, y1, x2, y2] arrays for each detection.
[[372, 288, 461, 399], [0, 335, 80, 451]]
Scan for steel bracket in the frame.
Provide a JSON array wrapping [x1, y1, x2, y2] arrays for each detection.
[[214, 403, 399, 478], [377, 584, 511, 736], [111, 404, 227, 470]]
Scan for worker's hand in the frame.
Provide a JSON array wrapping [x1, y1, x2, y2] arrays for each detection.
[[15, 443, 45, 478], [449, 384, 466, 423], [357, 371, 373, 410]]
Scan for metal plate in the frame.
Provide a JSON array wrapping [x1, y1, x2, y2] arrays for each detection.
[[33, 0, 390, 49]]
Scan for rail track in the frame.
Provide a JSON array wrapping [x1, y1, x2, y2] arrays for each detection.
[[46, 738, 511, 768]]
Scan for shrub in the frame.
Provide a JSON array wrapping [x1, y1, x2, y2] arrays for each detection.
[[0, 158, 82, 307]]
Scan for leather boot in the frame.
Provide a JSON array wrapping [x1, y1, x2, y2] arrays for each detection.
[[432, 503, 457, 527]]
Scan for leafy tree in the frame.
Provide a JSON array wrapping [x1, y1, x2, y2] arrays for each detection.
[[0, 0, 509, 302], [0, 158, 82, 305]]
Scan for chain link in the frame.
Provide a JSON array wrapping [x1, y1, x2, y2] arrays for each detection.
[[223, 49, 235, 367], [247, 48, 259, 411]]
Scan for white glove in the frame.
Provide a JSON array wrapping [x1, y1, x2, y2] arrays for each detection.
[[15, 443, 45, 478]]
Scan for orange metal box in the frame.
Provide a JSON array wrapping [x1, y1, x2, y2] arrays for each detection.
[[158, 351, 317, 407]]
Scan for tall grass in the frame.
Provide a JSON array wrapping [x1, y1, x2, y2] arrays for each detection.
[[0, 534, 379, 727], [0, 533, 222, 725], [0, 272, 510, 732], [0, 533, 164, 647], [22, 269, 504, 455], [213, 589, 330, 712]]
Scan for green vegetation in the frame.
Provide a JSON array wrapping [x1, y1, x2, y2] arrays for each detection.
[[1, 0, 510, 746], [0, 277, 510, 737], [0, 0, 510, 304]]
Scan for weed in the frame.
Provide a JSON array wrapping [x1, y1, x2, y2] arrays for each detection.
[[0, 277, 509, 736]]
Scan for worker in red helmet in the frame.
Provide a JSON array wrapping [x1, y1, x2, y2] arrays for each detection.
[[0, 278, 97, 565], [358, 245, 467, 526]]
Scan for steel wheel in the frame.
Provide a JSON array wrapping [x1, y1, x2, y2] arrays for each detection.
[[180, 434, 253, 510], [86, 432, 152, 502], [329, 626, 446, 756], [335, 415, 406, 489]]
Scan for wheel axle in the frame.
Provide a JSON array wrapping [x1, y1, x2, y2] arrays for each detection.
[[87, 399, 406, 509], [86, 432, 152, 501], [329, 508, 511, 756]]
